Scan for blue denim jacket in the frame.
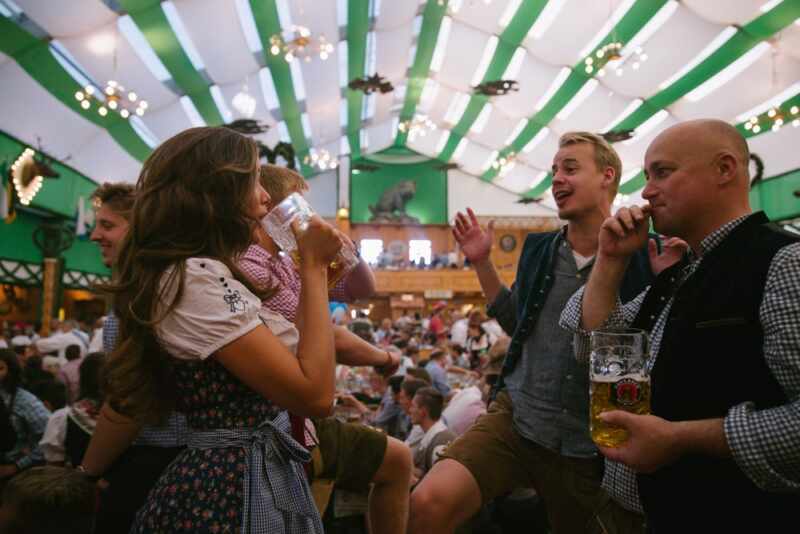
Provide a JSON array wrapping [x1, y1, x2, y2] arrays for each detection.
[[490, 230, 655, 400]]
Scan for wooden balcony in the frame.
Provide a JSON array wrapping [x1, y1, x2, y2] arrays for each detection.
[[372, 267, 517, 295]]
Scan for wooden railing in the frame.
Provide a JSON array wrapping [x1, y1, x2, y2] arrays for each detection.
[[372, 268, 517, 294]]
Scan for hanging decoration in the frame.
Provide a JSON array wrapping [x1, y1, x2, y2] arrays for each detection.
[[473, 80, 519, 96], [10, 148, 59, 206], [348, 74, 394, 95]]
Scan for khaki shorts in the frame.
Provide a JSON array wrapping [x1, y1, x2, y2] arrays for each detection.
[[313, 417, 388, 492], [441, 391, 608, 533]]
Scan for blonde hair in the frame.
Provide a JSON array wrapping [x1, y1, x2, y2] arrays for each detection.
[[259, 164, 308, 206], [559, 132, 622, 196]]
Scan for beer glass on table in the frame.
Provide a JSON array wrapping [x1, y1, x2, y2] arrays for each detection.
[[261, 193, 358, 288], [589, 328, 650, 447]]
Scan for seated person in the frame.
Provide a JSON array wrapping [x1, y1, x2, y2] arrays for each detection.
[[409, 387, 456, 481], [0, 466, 96, 534]]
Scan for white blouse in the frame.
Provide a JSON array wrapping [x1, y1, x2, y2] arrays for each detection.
[[155, 258, 298, 360]]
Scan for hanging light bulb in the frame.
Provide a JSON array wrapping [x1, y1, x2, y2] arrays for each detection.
[[232, 83, 257, 118]]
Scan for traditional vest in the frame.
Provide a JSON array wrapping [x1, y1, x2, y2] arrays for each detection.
[[631, 213, 798, 530]]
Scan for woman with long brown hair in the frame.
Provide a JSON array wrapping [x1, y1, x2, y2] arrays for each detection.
[[101, 127, 340, 533]]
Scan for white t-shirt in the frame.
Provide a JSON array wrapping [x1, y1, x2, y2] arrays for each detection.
[[155, 258, 298, 360], [442, 385, 485, 436]]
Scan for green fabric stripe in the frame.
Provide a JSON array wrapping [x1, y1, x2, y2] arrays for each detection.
[[482, 0, 669, 181], [119, 0, 223, 125], [347, 0, 370, 158], [437, 0, 546, 161], [249, 0, 312, 174], [615, 3, 800, 132], [0, 17, 151, 161], [619, 171, 646, 194], [395, 0, 447, 146], [522, 172, 553, 199]]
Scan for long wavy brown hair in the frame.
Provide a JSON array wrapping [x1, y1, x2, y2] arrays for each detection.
[[103, 127, 265, 424]]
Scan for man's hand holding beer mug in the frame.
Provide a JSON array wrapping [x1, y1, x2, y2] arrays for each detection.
[[585, 205, 728, 473]]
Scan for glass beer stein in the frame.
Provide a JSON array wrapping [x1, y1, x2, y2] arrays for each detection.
[[589, 328, 650, 447], [261, 193, 358, 288]]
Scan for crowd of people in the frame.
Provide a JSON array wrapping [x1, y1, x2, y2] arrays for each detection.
[[0, 119, 796, 533]]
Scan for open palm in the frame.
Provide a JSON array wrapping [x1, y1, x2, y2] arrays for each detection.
[[453, 208, 494, 263]]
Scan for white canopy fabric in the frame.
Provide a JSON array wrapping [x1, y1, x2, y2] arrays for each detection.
[[1, 0, 799, 216]]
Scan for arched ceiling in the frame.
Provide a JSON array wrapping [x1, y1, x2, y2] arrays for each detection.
[[1, 0, 799, 214]]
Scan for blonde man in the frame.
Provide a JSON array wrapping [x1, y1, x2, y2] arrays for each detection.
[[409, 132, 674, 533]]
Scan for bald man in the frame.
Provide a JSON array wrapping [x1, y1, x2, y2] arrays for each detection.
[[560, 119, 800, 531]]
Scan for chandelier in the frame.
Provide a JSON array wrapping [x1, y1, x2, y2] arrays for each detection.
[[744, 105, 800, 134], [304, 148, 338, 171], [75, 80, 148, 120], [270, 25, 334, 63], [584, 43, 648, 78], [398, 114, 436, 142], [491, 151, 517, 177]]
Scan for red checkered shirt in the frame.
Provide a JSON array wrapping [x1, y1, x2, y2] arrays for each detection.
[[239, 244, 351, 323], [238, 244, 352, 448]]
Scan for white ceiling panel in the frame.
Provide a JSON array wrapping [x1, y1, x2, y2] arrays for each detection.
[[69, 131, 142, 184], [682, 0, 770, 26], [492, 55, 564, 122], [0, 60, 100, 164], [434, 21, 491, 94], [15, 0, 116, 37], [173, 0, 261, 84]]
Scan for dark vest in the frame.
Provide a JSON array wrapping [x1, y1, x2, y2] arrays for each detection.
[[631, 213, 799, 531]]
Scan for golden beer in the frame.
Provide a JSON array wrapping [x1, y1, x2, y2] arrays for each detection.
[[590, 375, 650, 447], [290, 250, 350, 288]]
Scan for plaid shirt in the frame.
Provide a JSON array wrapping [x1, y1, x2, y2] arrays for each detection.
[[238, 244, 350, 323], [239, 244, 355, 448], [561, 214, 800, 512], [103, 315, 189, 447], [1, 388, 50, 470]]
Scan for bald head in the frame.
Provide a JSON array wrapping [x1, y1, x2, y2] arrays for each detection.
[[648, 119, 750, 184], [642, 119, 753, 249]]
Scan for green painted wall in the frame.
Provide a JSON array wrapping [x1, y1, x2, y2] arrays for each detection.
[[1, 131, 99, 218], [350, 156, 447, 225], [750, 169, 800, 222], [1, 131, 109, 276]]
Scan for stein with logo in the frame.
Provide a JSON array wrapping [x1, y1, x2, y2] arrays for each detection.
[[589, 328, 650, 447], [262, 192, 359, 288]]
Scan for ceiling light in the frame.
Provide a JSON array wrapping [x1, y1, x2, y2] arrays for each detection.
[[398, 114, 437, 142], [304, 148, 338, 171], [270, 25, 334, 63]]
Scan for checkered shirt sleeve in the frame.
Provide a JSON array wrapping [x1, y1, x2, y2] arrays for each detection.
[[102, 315, 189, 447], [724, 242, 800, 491], [3, 389, 50, 470]]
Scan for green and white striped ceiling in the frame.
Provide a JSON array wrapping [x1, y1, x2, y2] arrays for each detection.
[[1, 0, 799, 217]]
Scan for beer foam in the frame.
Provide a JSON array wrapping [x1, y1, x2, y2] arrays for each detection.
[[591, 373, 649, 383]]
